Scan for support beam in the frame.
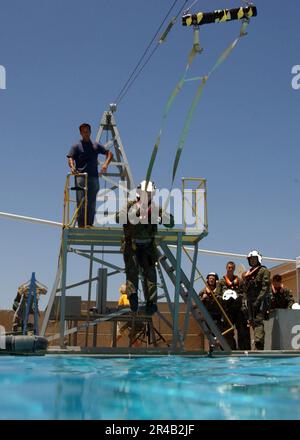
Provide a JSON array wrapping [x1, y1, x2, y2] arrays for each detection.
[[183, 243, 198, 341], [71, 249, 124, 272], [172, 232, 182, 350], [160, 242, 231, 351], [59, 230, 68, 347], [85, 245, 94, 346]]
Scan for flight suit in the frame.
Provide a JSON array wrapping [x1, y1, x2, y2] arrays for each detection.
[[216, 276, 251, 350], [270, 287, 294, 310], [199, 286, 236, 350], [116, 200, 174, 312], [243, 265, 271, 350]]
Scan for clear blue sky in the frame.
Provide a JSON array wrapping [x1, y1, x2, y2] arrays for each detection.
[[0, 0, 299, 310]]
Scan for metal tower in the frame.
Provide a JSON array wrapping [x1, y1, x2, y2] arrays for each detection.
[[41, 110, 232, 353]]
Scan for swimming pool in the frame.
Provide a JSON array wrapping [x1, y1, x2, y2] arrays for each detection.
[[0, 355, 300, 420]]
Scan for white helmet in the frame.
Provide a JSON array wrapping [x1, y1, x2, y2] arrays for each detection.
[[136, 180, 156, 198], [222, 289, 238, 301], [247, 250, 262, 264]]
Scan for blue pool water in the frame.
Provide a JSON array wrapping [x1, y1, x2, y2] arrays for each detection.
[[0, 355, 300, 420]]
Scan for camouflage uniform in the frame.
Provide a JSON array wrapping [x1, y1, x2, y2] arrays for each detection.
[[243, 265, 271, 350], [116, 200, 174, 311], [216, 276, 251, 350], [199, 286, 236, 350], [270, 286, 294, 310], [12, 291, 38, 333]]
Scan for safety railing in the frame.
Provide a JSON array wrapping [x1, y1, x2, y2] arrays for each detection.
[[63, 173, 88, 228], [181, 177, 234, 337], [182, 177, 208, 235]]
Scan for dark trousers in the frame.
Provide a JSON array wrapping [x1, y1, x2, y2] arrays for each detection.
[[123, 243, 157, 304], [75, 176, 99, 226], [224, 309, 251, 351], [234, 311, 251, 350]]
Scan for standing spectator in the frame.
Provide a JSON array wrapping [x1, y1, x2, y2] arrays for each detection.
[[199, 272, 236, 349], [270, 274, 294, 310], [243, 250, 271, 350], [216, 261, 251, 350], [67, 123, 113, 227]]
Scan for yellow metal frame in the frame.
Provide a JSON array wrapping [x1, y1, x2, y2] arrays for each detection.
[[63, 173, 88, 228]]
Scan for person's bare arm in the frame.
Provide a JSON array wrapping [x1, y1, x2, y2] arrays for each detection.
[[68, 157, 77, 174], [101, 151, 113, 173]]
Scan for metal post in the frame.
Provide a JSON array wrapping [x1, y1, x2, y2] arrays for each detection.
[[41, 251, 62, 336], [33, 275, 39, 335], [183, 243, 198, 342], [85, 245, 94, 347], [96, 268, 108, 314], [59, 230, 68, 347], [172, 233, 182, 350]]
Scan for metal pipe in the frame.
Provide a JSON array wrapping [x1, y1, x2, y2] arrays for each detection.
[[0, 212, 62, 227], [170, 245, 297, 263], [172, 233, 183, 350]]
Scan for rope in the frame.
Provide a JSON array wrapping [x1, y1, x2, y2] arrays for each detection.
[[146, 19, 249, 194], [145, 27, 201, 186], [169, 19, 249, 189]]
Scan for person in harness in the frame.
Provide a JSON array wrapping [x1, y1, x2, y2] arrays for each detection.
[[199, 272, 236, 350], [216, 261, 251, 350], [242, 250, 271, 350], [116, 180, 174, 314]]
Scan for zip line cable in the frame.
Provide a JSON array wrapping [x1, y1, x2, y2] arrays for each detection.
[[114, 0, 180, 104], [116, 44, 160, 106], [115, 0, 190, 106]]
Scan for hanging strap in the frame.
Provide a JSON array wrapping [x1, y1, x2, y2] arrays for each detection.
[[145, 28, 202, 186], [169, 19, 249, 189]]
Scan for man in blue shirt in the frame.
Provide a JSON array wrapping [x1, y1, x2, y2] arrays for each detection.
[[67, 123, 113, 227]]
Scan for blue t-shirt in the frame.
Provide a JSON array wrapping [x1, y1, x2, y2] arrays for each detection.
[[67, 140, 107, 177]]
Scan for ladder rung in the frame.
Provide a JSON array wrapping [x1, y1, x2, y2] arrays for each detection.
[[101, 173, 124, 177], [70, 186, 86, 191], [166, 266, 175, 273], [99, 161, 126, 167]]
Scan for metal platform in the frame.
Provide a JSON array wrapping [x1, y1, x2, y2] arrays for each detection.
[[65, 225, 208, 246], [41, 225, 232, 353]]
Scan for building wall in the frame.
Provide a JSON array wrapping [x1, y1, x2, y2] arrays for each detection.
[[0, 302, 209, 351], [270, 262, 299, 301]]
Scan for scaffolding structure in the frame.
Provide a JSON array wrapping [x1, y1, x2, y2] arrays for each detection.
[[41, 110, 232, 353]]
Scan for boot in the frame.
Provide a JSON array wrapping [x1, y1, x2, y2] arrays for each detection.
[[255, 341, 264, 350], [128, 292, 138, 313]]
